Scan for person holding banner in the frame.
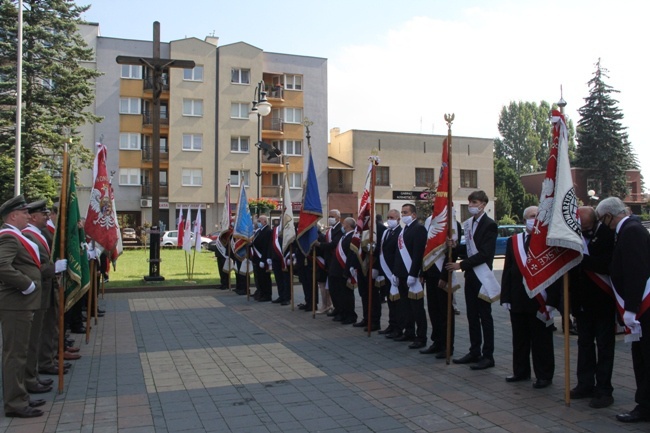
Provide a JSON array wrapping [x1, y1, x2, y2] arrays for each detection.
[[327, 217, 358, 325], [269, 220, 290, 306], [596, 197, 650, 424], [447, 191, 498, 370], [252, 215, 272, 302], [319, 210, 343, 317], [379, 209, 403, 338], [569, 206, 616, 408]]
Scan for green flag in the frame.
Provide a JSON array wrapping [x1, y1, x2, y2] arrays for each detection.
[[52, 170, 91, 311]]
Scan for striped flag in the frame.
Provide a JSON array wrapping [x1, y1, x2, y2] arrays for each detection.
[[296, 146, 322, 255]]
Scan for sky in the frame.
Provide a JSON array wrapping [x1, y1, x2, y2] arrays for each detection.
[[79, 0, 650, 190]]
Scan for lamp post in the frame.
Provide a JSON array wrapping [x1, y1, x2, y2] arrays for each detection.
[[249, 81, 272, 214], [588, 189, 599, 207]]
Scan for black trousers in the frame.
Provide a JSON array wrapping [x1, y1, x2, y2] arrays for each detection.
[[575, 307, 616, 396], [216, 253, 230, 288], [302, 266, 318, 306], [465, 280, 494, 358], [425, 273, 455, 352], [272, 264, 291, 302], [327, 275, 342, 314], [509, 311, 554, 380], [253, 263, 272, 299], [357, 273, 381, 326], [329, 276, 356, 321], [380, 283, 399, 332], [397, 280, 426, 341], [632, 313, 650, 413]]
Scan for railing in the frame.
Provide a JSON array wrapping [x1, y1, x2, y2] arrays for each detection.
[[143, 76, 170, 91], [142, 111, 169, 127], [268, 87, 283, 99], [625, 192, 647, 203], [141, 145, 169, 161], [141, 185, 169, 198], [263, 117, 283, 132], [261, 185, 281, 198], [329, 184, 353, 194]]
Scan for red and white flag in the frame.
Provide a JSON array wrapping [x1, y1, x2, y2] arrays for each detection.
[[177, 206, 185, 249], [515, 110, 583, 298], [85, 142, 119, 252], [193, 205, 202, 252], [182, 207, 193, 253], [424, 138, 450, 271], [350, 161, 373, 258]]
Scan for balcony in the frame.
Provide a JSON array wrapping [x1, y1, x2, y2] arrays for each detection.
[[261, 185, 281, 199], [141, 145, 169, 161], [142, 111, 169, 127], [262, 117, 283, 133], [143, 76, 170, 92], [625, 192, 647, 204], [141, 184, 169, 198]]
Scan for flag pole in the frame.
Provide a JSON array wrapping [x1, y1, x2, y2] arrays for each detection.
[[86, 260, 94, 343], [367, 153, 378, 336], [289, 244, 294, 311], [444, 113, 455, 365], [227, 239, 232, 291], [246, 246, 251, 301], [57, 141, 70, 393], [312, 250, 316, 318]]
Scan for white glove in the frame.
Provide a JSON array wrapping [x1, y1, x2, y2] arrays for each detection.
[[55, 259, 67, 274], [87, 249, 97, 260], [22, 282, 36, 295], [391, 275, 399, 287], [349, 268, 357, 279], [546, 305, 556, 319], [266, 258, 273, 267], [371, 269, 379, 279], [376, 275, 385, 284], [502, 303, 511, 311], [259, 261, 265, 269], [407, 276, 417, 287], [623, 310, 640, 328]]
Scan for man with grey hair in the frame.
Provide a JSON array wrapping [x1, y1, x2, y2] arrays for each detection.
[[596, 197, 650, 423], [327, 217, 359, 324]]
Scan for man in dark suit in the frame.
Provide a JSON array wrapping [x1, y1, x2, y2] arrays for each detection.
[[393, 204, 428, 349], [377, 209, 403, 338], [269, 220, 290, 305], [501, 206, 560, 389], [447, 190, 498, 370], [318, 210, 343, 318], [596, 197, 650, 423], [569, 206, 616, 408], [354, 215, 386, 331], [0, 196, 47, 418], [252, 215, 272, 302], [327, 217, 358, 324]]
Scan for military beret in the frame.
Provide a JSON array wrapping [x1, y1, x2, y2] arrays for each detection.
[[0, 195, 29, 218], [27, 199, 49, 214]]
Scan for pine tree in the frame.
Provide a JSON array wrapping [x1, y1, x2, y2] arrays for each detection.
[[575, 59, 637, 199], [0, 0, 102, 203]]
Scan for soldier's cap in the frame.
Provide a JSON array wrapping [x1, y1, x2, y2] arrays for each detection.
[[27, 199, 49, 214], [0, 195, 29, 218]]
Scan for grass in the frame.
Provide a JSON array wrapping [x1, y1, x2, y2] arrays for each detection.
[[106, 248, 222, 288]]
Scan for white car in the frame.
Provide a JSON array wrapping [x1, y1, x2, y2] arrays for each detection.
[[160, 230, 211, 248]]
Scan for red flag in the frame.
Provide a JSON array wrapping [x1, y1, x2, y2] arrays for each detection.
[[85, 143, 119, 252], [350, 161, 373, 257], [424, 138, 450, 271], [177, 206, 185, 249], [516, 110, 583, 298]]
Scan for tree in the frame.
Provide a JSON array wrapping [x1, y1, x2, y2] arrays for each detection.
[[0, 0, 101, 201], [575, 59, 638, 199], [493, 157, 539, 222]]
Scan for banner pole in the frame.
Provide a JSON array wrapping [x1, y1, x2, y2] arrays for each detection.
[[57, 141, 70, 393], [444, 113, 455, 365], [86, 260, 94, 343], [367, 155, 377, 336], [312, 250, 316, 318], [289, 244, 294, 311], [564, 273, 571, 406]]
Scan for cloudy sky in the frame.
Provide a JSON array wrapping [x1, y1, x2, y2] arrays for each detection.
[[80, 0, 649, 188]]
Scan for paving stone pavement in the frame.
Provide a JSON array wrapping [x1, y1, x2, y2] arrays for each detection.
[[0, 258, 647, 432]]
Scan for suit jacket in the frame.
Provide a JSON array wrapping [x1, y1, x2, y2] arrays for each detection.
[[328, 230, 355, 278], [610, 217, 650, 315], [501, 236, 561, 314], [393, 220, 427, 280], [318, 222, 342, 268], [0, 223, 43, 310], [252, 225, 271, 265], [22, 225, 56, 310], [460, 214, 497, 292], [375, 225, 402, 277]]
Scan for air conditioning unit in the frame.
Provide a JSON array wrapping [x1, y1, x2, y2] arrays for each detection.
[[140, 199, 152, 208]]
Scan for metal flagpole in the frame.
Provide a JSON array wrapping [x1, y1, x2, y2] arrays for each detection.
[[57, 142, 70, 393], [312, 251, 317, 318], [444, 113, 455, 365], [14, 0, 23, 195], [367, 153, 378, 336]]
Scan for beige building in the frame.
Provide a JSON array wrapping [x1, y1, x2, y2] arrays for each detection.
[[328, 128, 495, 222]]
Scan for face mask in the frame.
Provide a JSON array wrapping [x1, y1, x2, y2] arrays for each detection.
[[387, 219, 398, 229], [328, 217, 336, 226], [401, 215, 413, 226], [525, 218, 535, 232], [341, 226, 346, 234], [468, 206, 480, 215], [257, 222, 263, 229]]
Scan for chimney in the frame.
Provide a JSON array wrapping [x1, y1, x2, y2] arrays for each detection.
[[205, 36, 219, 46]]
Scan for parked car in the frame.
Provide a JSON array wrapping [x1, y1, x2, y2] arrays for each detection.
[[207, 231, 221, 240], [458, 224, 526, 258], [122, 227, 137, 240], [160, 230, 212, 248]]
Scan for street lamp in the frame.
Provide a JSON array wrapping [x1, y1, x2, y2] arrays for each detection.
[[249, 81, 272, 212], [588, 189, 599, 207]]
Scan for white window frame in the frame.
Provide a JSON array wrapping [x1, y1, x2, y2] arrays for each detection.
[[230, 102, 249, 119], [230, 136, 250, 153], [284, 74, 303, 90], [119, 133, 141, 150], [119, 97, 141, 115], [283, 139, 302, 156], [182, 134, 203, 151], [283, 107, 303, 124], [230, 170, 250, 187], [182, 99, 203, 117], [119, 168, 141, 186], [182, 168, 203, 187], [183, 65, 204, 82], [121, 65, 142, 79], [231, 68, 250, 84], [288, 172, 303, 189]]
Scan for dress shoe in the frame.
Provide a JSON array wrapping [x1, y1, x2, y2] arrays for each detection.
[[29, 399, 46, 408], [470, 357, 495, 370], [505, 375, 530, 383], [393, 334, 415, 342], [5, 406, 44, 418], [271, 298, 282, 303], [297, 303, 307, 310], [332, 315, 343, 322], [70, 326, 86, 334], [39, 366, 68, 375], [378, 327, 394, 335], [257, 296, 272, 302], [26, 383, 52, 394], [303, 305, 315, 312], [280, 301, 290, 306], [64, 351, 81, 360], [65, 346, 80, 353], [408, 341, 426, 349], [368, 324, 381, 332], [341, 318, 356, 325], [616, 408, 650, 423], [62, 362, 72, 369], [570, 387, 594, 399], [38, 378, 53, 386], [435, 351, 452, 359], [532, 379, 552, 389], [385, 331, 402, 339], [419, 345, 443, 355], [326, 309, 339, 317], [352, 320, 368, 328], [453, 353, 480, 364], [589, 394, 614, 409]]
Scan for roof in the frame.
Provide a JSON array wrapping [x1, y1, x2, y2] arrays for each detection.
[[328, 157, 354, 170]]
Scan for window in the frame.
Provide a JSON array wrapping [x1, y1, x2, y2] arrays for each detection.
[[119, 133, 141, 150], [121, 65, 142, 79], [415, 168, 435, 187], [376, 203, 390, 222], [284, 74, 303, 90], [231, 68, 250, 84], [230, 102, 249, 119], [119, 168, 140, 186], [183, 66, 203, 81], [284, 140, 302, 156], [288, 172, 303, 188], [182, 99, 203, 117], [182, 168, 203, 186], [230, 170, 250, 187], [376, 166, 390, 186], [231, 136, 250, 153], [119, 98, 141, 114], [182, 134, 203, 151], [284, 107, 303, 124], [460, 170, 478, 188], [460, 204, 470, 222], [586, 178, 602, 196], [160, 171, 168, 186]]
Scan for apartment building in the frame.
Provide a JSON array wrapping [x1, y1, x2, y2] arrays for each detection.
[[328, 128, 495, 222], [78, 24, 328, 234]]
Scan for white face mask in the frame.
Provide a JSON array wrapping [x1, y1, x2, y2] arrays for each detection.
[[468, 206, 480, 215], [328, 217, 336, 226], [526, 218, 535, 232], [401, 215, 413, 226], [387, 219, 398, 229]]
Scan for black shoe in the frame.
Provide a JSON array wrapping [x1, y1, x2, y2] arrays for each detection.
[[271, 298, 282, 304], [378, 327, 394, 335], [470, 357, 495, 370], [616, 409, 650, 423], [38, 378, 54, 386], [393, 334, 415, 342], [235, 290, 246, 295], [419, 345, 443, 355], [297, 303, 307, 310], [435, 350, 452, 359], [590, 395, 614, 409], [506, 375, 531, 383], [532, 379, 552, 389], [352, 320, 368, 328], [70, 327, 86, 334], [332, 315, 343, 322], [280, 301, 290, 306], [453, 353, 480, 364], [29, 399, 46, 408], [5, 406, 44, 418], [26, 383, 52, 394], [408, 341, 426, 349], [367, 324, 381, 332], [303, 305, 315, 312], [385, 331, 402, 339], [257, 296, 272, 302], [341, 318, 356, 325], [326, 309, 339, 317], [570, 387, 594, 399]]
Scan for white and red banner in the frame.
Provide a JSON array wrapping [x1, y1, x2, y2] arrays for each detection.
[[517, 110, 583, 298], [182, 207, 193, 253], [177, 206, 185, 249], [85, 142, 119, 252], [281, 173, 296, 253], [193, 204, 202, 252], [424, 137, 450, 271]]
